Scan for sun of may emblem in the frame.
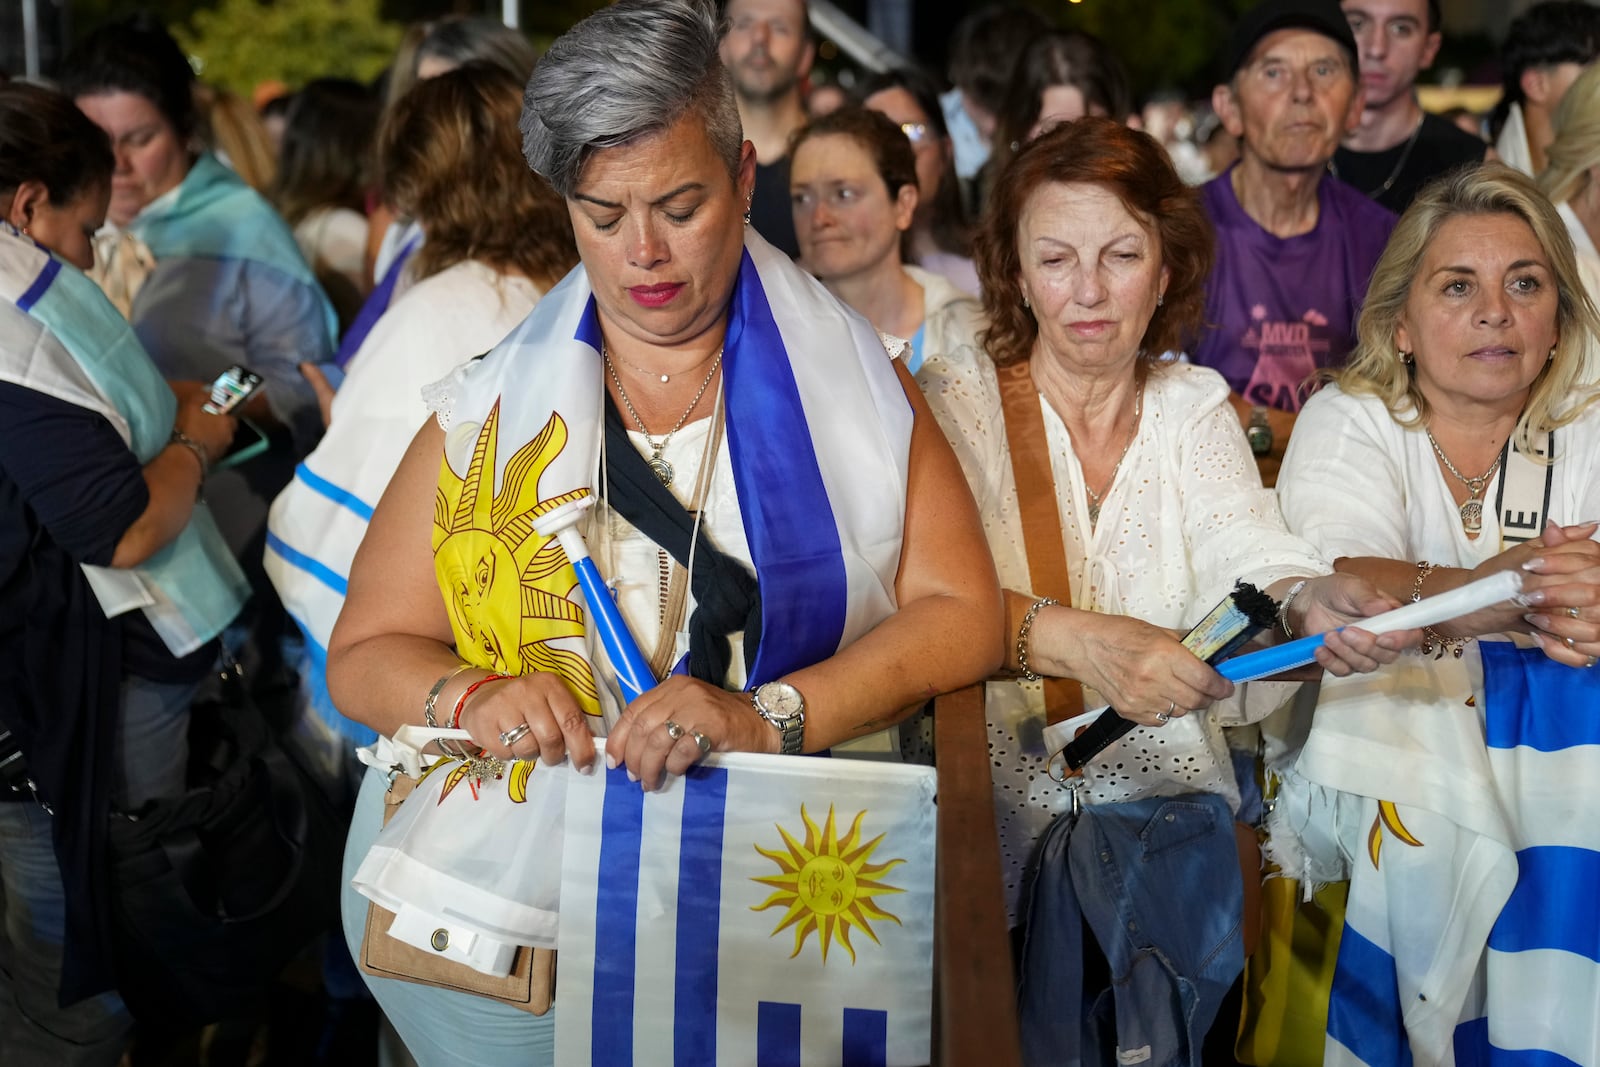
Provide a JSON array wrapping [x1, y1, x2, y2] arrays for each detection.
[[750, 804, 906, 964]]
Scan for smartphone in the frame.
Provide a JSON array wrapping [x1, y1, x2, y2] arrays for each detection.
[[203, 365, 266, 415]]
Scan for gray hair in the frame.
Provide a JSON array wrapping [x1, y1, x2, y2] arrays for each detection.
[[520, 0, 743, 198]]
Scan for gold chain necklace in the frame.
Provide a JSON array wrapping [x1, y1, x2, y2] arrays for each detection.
[[604, 343, 723, 488], [1425, 428, 1503, 535]]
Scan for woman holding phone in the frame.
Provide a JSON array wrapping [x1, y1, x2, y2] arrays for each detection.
[[0, 82, 246, 1064]]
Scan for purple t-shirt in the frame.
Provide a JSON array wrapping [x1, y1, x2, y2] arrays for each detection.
[[1194, 169, 1396, 412]]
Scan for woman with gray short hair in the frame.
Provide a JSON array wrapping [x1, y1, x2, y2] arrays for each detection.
[[327, 1, 1002, 1060]]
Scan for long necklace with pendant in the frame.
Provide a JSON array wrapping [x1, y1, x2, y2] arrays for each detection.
[[604, 343, 723, 488], [1083, 386, 1143, 528], [1328, 112, 1424, 198], [1425, 428, 1503, 535]]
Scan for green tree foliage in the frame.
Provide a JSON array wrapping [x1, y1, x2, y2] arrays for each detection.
[[176, 0, 404, 93], [1046, 0, 1258, 97]]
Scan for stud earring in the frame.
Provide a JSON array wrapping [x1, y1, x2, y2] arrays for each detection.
[[1399, 349, 1413, 365], [1022, 295, 1030, 309]]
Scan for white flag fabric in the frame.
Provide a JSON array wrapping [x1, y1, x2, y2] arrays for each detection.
[[556, 744, 936, 1066]]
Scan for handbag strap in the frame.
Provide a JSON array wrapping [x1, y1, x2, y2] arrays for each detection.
[[995, 360, 1084, 726]]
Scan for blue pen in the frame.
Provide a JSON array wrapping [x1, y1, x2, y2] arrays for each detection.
[[533, 494, 657, 703]]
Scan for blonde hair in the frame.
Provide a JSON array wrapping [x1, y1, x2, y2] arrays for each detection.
[[1540, 62, 1600, 206], [1340, 163, 1600, 452]]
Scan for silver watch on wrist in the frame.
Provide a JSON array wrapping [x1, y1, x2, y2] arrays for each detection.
[[751, 680, 806, 755]]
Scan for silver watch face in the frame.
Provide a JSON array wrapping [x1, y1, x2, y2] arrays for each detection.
[[757, 681, 804, 720]]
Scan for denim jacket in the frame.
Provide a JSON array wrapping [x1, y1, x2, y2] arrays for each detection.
[[1016, 792, 1245, 1067]]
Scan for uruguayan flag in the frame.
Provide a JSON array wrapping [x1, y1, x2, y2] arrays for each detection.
[[1324, 642, 1600, 1066], [557, 744, 936, 1066]]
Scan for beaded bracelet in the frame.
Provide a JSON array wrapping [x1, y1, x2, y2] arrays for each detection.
[[422, 664, 475, 727], [448, 673, 512, 729], [1017, 597, 1060, 682]]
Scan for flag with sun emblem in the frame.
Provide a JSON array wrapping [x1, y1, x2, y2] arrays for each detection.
[[556, 743, 937, 1066]]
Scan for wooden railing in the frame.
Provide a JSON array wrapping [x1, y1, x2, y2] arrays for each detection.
[[932, 682, 1023, 1067]]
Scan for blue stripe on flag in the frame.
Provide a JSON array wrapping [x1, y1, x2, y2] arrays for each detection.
[[1488, 846, 1600, 963], [722, 250, 848, 685], [295, 462, 375, 520], [842, 1008, 888, 1067], [593, 766, 646, 1066], [265, 531, 348, 595], [17, 256, 60, 312], [674, 765, 728, 1065], [757, 1001, 802, 1067], [1481, 641, 1600, 751], [1328, 922, 1414, 1067], [1454, 1019, 1583, 1067]]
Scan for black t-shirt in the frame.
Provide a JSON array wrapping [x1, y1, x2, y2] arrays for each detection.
[[1331, 111, 1488, 215], [750, 155, 800, 259]]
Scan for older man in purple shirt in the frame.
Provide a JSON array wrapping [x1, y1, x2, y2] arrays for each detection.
[[1199, 0, 1397, 483]]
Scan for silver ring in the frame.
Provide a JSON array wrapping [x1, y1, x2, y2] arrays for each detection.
[[498, 723, 531, 747], [1567, 636, 1579, 650], [1155, 701, 1175, 725], [1587, 656, 1598, 669], [1569, 607, 1582, 619], [691, 730, 712, 756], [664, 720, 686, 740]]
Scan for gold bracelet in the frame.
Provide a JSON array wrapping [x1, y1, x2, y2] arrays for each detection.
[[1411, 562, 1468, 658], [1017, 597, 1060, 682]]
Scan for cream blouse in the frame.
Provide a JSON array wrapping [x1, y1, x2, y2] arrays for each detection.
[[920, 348, 1328, 914]]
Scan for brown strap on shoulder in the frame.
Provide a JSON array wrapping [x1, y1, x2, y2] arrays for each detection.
[[995, 360, 1084, 725]]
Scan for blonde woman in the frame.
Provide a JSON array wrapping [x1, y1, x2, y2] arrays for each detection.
[[1277, 164, 1600, 1062]]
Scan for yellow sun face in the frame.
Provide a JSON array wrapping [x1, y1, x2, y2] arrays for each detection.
[[751, 804, 906, 964], [432, 400, 602, 716]]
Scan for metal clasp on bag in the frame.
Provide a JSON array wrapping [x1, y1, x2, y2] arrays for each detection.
[[1068, 778, 1083, 817]]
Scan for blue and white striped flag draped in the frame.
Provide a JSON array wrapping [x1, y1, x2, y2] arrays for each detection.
[[1325, 642, 1600, 1067], [556, 744, 936, 1066]]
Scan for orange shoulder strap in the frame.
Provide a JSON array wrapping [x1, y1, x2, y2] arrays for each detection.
[[994, 360, 1085, 726]]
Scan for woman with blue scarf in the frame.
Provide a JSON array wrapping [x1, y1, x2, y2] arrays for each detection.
[[0, 83, 248, 1065], [61, 17, 336, 650], [325, 3, 1004, 1062]]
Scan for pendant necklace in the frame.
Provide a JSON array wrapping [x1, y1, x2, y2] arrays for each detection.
[[1328, 112, 1424, 198], [1082, 385, 1143, 528], [1425, 428, 1502, 535], [604, 342, 723, 488], [611, 346, 718, 384]]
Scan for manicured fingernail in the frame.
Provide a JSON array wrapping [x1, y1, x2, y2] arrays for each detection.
[[1526, 613, 1550, 628], [626, 769, 639, 783], [1524, 589, 1548, 605], [605, 752, 617, 769], [580, 759, 596, 776], [1522, 558, 1545, 571]]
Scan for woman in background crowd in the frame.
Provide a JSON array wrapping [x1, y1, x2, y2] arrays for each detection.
[[272, 77, 380, 330], [0, 82, 245, 1067], [790, 105, 985, 380], [267, 62, 577, 773], [343, 15, 540, 368], [1276, 164, 1600, 1064], [61, 16, 335, 657], [986, 30, 1132, 191], [859, 68, 979, 295]]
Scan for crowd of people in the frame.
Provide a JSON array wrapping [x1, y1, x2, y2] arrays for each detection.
[[2, 0, 1599, 1065]]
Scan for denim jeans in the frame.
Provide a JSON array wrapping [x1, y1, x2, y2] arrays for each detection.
[[0, 673, 198, 1067], [1016, 792, 1246, 1067]]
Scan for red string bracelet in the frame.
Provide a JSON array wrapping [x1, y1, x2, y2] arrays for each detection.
[[449, 673, 512, 729]]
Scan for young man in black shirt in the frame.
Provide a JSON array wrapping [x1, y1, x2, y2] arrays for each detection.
[[1331, 0, 1486, 214]]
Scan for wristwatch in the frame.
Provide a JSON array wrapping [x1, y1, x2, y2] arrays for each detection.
[[751, 681, 806, 755], [1246, 406, 1273, 456]]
